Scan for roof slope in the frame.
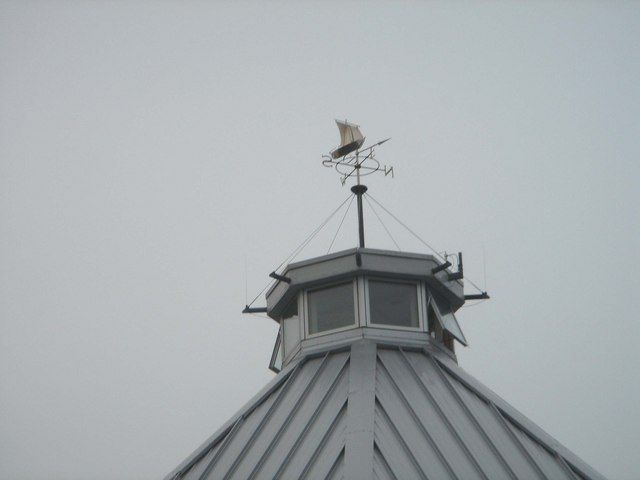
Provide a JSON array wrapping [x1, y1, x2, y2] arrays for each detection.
[[166, 340, 606, 480]]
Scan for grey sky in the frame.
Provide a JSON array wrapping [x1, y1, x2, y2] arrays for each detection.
[[1, 2, 638, 479]]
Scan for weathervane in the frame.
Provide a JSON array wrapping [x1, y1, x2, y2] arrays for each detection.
[[322, 120, 393, 187], [322, 120, 393, 248]]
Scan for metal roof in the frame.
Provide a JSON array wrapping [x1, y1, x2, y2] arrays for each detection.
[[165, 338, 606, 480]]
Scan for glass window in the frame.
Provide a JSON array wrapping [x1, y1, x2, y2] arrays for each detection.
[[427, 302, 438, 338], [431, 294, 467, 346], [369, 280, 419, 328], [269, 327, 283, 373], [307, 282, 356, 335], [282, 298, 300, 357]]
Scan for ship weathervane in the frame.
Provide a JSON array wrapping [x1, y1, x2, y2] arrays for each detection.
[[321, 120, 394, 248], [322, 120, 393, 186]]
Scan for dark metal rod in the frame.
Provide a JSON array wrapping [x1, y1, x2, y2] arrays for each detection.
[[269, 271, 291, 284], [357, 193, 365, 248], [432, 261, 452, 274], [242, 305, 268, 314], [464, 293, 490, 300], [351, 184, 368, 248], [448, 271, 464, 281], [448, 252, 464, 280]]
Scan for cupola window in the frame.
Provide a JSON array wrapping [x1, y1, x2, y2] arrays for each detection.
[[429, 293, 468, 347], [281, 298, 301, 357], [368, 280, 419, 328], [269, 328, 283, 373], [307, 281, 356, 335]]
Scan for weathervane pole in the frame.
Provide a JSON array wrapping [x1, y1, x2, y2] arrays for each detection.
[[351, 160, 367, 248]]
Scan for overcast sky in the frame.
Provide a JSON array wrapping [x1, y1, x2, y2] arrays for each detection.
[[1, 2, 639, 479]]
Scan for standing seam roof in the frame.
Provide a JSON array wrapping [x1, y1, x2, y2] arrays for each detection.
[[166, 340, 605, 480]]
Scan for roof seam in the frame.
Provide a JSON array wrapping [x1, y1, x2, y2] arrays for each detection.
[[298, 401, 348, 479], [373, 397, 429, 480], [270, 353, 350, 479], [196, 417, 245, 480], [323, 446, 345, 480], [373, 442, 398, 480], [220, 360, 306, 480], [426, 350, 520, 480], [502, 401, 586, 478], [487, 402, 550, 480], [394, 349, 489, 480], [566, 463, 591, 480], [432, 355, 578, 470], [345, 341, 377, 479], [385, 349, 490, 479], [174, 423, 231, 480], [246, 351, 334, 479], [554, 450, 583, 480], [241, 360, 303, 419], [166, 355, 307, 480]]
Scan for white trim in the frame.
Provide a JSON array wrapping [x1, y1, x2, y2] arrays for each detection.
[[356, 276, 367, 328], [419, 281, 428, 330]]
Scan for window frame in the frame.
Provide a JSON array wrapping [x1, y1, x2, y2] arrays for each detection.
[[364, 277, 425, 331], [428, 291, 467, 346], [268, 326, 283, 373], [281, 295, 302, 360], [303, 278, 359, 338]]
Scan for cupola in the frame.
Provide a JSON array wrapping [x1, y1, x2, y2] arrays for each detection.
[[266, 248, 467, 372], [253, 120, 477, 373]]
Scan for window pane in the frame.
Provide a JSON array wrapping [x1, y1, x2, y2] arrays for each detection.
[[269, 328, 283, 373], [308, 283, 355, 334], [369, 280, 418, 328], [282, 299, 300, 358], [431, 294, 467, 345]]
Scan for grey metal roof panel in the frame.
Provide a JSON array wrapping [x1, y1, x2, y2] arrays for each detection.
[[324, 448, 345, 480], [225, 356, 329, 479], [508, 423, 577, 480], [276, 385, 347, 479], [281, 402, 347, 479], [242, 353, 349, 480], [166, 357, 304, 480], [177, 437, 223, 480], [432, 352, 607, 480], [376, 355, 478, 479], [372, 444, 396, 480], [167, 339, 606, 480], [392, 349, 512, 479], [374, 402, 426, 479], [444, 369, 544, 479]]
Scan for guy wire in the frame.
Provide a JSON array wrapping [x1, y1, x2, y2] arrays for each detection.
[[247, 193, 353, 307], [366, 193, 486, 294], [364, 194, 401, 251], [327, 194, 356, 254]]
